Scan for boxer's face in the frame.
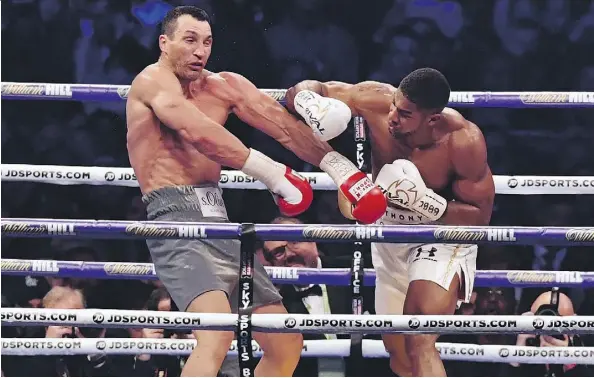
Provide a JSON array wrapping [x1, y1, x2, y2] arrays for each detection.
[[161, 15, 212, 81], [388, 89, 424, 139]]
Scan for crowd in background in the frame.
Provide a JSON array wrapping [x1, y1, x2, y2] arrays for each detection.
[[2, 0, 594, 376]]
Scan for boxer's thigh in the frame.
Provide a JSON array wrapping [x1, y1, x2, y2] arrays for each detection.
[[147, 236, 240, 312], [371, 243, 412, 375], [228, 253, 282, 312], [371, 242, 409, 314], [403, 244, 477, 315]]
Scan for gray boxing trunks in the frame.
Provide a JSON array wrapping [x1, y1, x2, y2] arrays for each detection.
[[142, 185, 282, 312]]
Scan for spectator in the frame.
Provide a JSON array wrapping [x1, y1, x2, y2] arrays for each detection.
[[132, 288, 239, 377], [262, 216, 388, 377], [510, 289, 593, 376], [133, 288, 184, 377], [442, 287, 516, 376], [11, 287, 123, 377]]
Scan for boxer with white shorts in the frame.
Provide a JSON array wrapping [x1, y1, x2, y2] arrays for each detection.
[[286, 68, 495, 377]]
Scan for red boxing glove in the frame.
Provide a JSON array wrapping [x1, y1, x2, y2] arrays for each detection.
[[241, 149, 313, 216], [271, 167, 313, 216], [320, 152, 387, 224]]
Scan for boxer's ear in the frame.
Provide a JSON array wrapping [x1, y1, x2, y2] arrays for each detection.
[[427, 113, 441, 126]]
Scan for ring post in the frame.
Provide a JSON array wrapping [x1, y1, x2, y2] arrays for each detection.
[[238, 223, 256, 377]]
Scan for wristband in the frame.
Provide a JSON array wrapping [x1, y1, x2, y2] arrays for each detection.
[[241, 149, 285, 188], [412, 189, 448, 221]]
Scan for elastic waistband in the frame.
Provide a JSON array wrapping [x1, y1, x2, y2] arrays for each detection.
[[142, 185, 221, 220]]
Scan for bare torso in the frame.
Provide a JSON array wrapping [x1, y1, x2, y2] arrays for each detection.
[[127, 66, 230, 194], [336, 81, 495, 225]]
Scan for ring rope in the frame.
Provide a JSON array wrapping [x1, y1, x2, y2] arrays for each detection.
[[2, 338, 594, 365], [3, 164, 594, 195], [2, 258, 591, 288], [3, 218, 594, 246], [2, 82, 594, 107], [3, 308, 594, 335]]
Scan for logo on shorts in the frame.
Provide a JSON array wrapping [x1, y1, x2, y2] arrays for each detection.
[[507, 178, 518, 188], [413, 247, 437, 263], [499, 348, 509, 357], [93, 313, 105, 324], [105, 172, 116, 181], [533, 318, 545, 330], [408, 318, 420, 329], [284, 318, 297, 329], [220, 174, 229, 184], [96, 341, 106, 350]]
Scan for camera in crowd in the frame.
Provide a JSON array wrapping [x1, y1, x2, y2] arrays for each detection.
[[526, 287, 564, 346]]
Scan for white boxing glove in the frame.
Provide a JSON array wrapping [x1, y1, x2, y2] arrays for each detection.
[[293, 90, 351, 141], [375, 160, 448, 221]]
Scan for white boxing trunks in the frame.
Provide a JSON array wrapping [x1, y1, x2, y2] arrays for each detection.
[[372, 208, 477, 315]]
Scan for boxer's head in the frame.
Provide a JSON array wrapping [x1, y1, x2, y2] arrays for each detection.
[[388, 68, 450, 142], [159, 6, 212, 81]]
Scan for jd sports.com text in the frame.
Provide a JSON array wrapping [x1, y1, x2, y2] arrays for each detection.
[[95, 314, 200, 326], [2, 340, 81, 350], [507, 349, 594, 358], [3, 170, 90, 180], [298, 319, 393, 328], [1, 312, 77, 322], [412, 319, 517, 329], [100, 341, 195, 351], [437, 346, 484, 356]]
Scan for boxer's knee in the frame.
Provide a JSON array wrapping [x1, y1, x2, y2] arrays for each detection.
[[404, 334, 438, 362], [404, 275, 460, 316]]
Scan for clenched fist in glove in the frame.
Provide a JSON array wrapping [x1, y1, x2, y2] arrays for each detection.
[[293, 90, 352, 141], [241, 149, 313, 216], [375, 159, 448, 221], [320, 152, 387, 224]]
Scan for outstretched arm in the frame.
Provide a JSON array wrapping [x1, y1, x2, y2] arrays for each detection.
[[214, 72, 334, 166], [215, 72, 388, 224], [285, 80, 393, 117], [442, 125, 495, 225], [132, 67, 250, 170]]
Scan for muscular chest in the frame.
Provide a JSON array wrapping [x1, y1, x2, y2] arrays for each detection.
[[368, 119, 453, 193]]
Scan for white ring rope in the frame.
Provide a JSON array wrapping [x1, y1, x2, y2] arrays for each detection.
[[3, 164, 594, 195], [2, 338, 594, 365], [3, 308, 594, 335]]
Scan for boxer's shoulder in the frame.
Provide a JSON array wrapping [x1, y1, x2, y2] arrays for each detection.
[[351, 81, 394, 108], [130, 64, 183, 101], [448, 119, 488, 173], [205, 71, 251, 103]]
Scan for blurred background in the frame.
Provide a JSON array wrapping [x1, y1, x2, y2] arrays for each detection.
[[2, 0, 594, 376]]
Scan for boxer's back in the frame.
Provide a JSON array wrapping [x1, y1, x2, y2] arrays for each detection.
[[127, 65, 230, 194]]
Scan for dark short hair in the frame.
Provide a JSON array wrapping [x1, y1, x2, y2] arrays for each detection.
[[399, 68, 451, 111], [146, 287, 170, 311], [161, 6, 211, 37]]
